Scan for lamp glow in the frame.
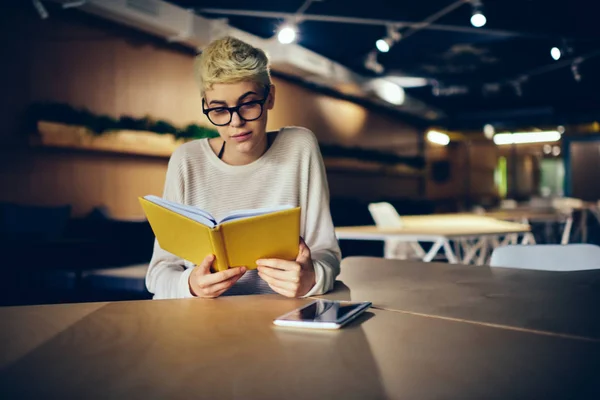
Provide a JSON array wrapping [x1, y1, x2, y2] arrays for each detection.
[[471, 12, 486, 27], [493, 131, 561, 145], [376, 39, 390, 53], [427, 130, 450, 146], [277, 26, 297, 44], [551, 47, 561, 60], [370, 79, 405, 105]]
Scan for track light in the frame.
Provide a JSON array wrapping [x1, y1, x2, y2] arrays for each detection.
[[550, 47, 561, 61], [571, 57, 583, 82], [493, 131, 561, 145], [376, 39, 390, 53], [427, 130, 450, 146], [32, 0, 49, 19], [364, 51, 384, 74], [376, 25, 401, 53], [470, 0, 486, 27], [277, 23, 297, 44], [368, 78, 405, 105], [483, 124, 495, 139]]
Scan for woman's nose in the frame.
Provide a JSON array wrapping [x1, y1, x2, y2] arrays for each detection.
[[230, 110, 245, 127]]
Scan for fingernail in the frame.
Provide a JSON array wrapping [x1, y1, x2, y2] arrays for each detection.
[[240, 266, 246, 272]]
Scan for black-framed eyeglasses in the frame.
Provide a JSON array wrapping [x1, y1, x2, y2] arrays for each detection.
[[202, 86, 270, 126]]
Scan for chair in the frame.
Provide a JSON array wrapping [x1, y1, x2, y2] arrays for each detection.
[[367, 202, 424, 260], [82, 263, 149, 294], [489, 244, 600, 271]]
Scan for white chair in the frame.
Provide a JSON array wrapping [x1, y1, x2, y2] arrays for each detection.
[[489, 244, 600, 271], [500, 199, 518, 209], [367, 202, 424, 260]]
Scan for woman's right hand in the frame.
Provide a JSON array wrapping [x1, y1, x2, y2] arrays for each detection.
[[188, 254, 246, 298]]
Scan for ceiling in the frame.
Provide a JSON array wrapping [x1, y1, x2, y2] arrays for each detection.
[[167, 0, 600, 130]]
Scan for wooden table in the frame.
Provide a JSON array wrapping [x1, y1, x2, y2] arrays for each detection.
[[2, 257, 600, 399], [336, 214, 533, 265]]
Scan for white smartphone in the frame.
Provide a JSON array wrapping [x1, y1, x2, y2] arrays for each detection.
[[273, 299, 372, 330]]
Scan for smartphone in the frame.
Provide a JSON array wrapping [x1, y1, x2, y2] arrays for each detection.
[[273, 299, 372, 330]]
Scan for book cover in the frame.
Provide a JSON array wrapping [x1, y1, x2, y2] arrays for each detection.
[[139, 196, 300, 272]]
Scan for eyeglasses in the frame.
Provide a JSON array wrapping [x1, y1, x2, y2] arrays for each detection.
[[202, 86, 270, 127]]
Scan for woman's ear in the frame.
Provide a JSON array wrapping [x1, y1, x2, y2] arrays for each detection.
[[266, 84, 276, 110]]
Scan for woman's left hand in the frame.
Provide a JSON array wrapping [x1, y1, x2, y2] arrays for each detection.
[[256, 237, 316, 298]]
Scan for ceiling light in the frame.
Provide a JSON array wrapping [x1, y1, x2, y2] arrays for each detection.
[[543, 144, 552, 154], [571, 57, 583, 82], [471, 12, 486, 27], [364, 51, 384, 74], [552, 145, 561, 156], [550, 47, 561, 61], [386, 76, 429, 88], [32, 0, 49, 19], [369, 78, 405, 105], [470, 0, 486, 27], [427, 130, 450, 146], [493, 131, 561, 145], [557, 125, 565, 134], [277, 24, 297, 44], [483, 124, 495, 139], [376, 39, 390, 53]]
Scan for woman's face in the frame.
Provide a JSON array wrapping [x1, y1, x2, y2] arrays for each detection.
[[203, 80, 275, 155]]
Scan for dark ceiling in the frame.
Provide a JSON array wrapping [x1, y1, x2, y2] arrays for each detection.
[[168, 0, 600, 129]]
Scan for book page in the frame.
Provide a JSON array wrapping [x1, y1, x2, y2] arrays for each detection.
[[144, 195, 217, 228], [219, 204, 295, 224]]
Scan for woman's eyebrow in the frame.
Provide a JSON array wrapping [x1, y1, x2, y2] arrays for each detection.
[[208, 91, 258, 106]]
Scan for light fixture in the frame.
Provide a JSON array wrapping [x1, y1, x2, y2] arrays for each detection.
[[557, 125, 565, 134], [32, 0, 49, 19], [376, 39, 390, 53], [552, 145, 561, 156], [277, 24, 297, 44], [470, 0, 486, 28], [493, 131, 561, 145], [427, 130, 450, 146], [571, 57, 583, 82], [386, 76, 429, 88], [368, 78, 405, 105], [364, 50, 384, 74], [483, 124, 495, 139], [543, 144, 552, 154], [376, 25, 402, 53], [550, 47, 561, 61]]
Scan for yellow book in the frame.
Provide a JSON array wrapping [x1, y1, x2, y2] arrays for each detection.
[[139, 195, 300, 272]]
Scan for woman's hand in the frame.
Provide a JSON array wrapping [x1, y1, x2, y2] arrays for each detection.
[[188, 254, 246, 298], [256, 237, 316, 298]]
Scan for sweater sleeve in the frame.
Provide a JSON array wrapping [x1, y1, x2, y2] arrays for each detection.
[[145, 148, 195, 299], [298, 131, 342, 297]]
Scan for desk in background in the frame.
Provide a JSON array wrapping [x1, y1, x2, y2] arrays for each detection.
[[336, 214, 533, 265]]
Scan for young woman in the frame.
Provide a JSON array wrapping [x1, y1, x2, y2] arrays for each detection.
[[146, 36, 341, 299]]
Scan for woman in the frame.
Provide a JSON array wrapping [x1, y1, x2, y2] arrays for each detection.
[[146, 36, 341, 299]]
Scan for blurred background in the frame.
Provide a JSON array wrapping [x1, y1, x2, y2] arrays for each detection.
[[1, 0, 599, 306]]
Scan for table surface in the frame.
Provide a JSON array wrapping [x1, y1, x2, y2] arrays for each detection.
[[482, 209, 566, 221], [336, 214, 530, 237], [1, 258, 599, 399], [323, 257, 600, 340]]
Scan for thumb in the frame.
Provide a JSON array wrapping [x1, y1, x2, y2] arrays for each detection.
[[198, 254, 215, 275]]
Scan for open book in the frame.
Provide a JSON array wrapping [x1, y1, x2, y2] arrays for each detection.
[[139, 195, 301, 272]]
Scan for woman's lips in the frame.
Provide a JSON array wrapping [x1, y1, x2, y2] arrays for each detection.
[[231, 131, 252, 142]]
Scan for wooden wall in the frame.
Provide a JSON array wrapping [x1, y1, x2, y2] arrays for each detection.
[[0, 4, 423, 219]]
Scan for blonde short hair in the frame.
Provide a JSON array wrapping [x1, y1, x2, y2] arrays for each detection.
[[194, 36, 271, 95]]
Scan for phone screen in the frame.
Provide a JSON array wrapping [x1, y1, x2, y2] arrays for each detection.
[[279, 300, 369, 323]]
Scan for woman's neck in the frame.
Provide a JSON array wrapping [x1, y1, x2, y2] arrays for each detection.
[[216, 134, 270, 166]]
